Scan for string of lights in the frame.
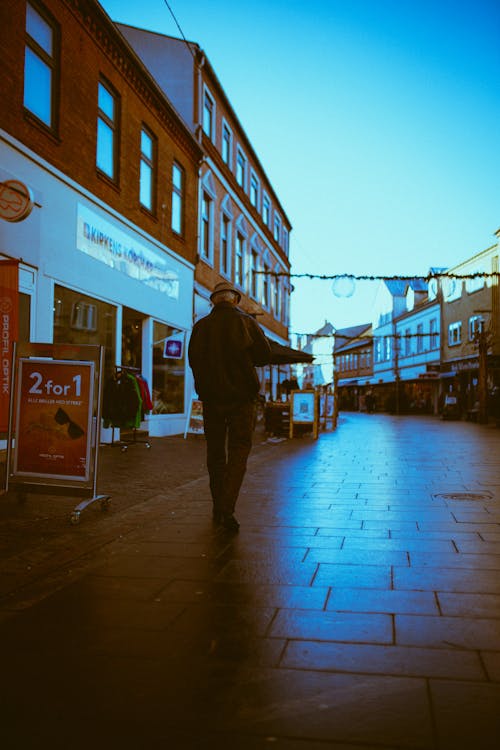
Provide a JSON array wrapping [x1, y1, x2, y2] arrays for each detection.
[[256, 271, 499, 281]]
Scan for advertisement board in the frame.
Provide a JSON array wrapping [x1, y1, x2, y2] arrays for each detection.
[[184, 397, 204, 437], [0, 260, 18, 433], [13, 358, 94, 481], [289, 390, 319, 439]]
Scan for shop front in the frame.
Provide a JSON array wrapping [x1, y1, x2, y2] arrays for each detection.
[[1, 141, 194, 439]]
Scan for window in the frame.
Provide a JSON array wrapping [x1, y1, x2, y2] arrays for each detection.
[[273, 276, 280, 318], [152, 321, 185, 414], [417, 323, 424, 353], [274, 213, 281, 243], [263, 194, 271, 227], [222, 121, 232, 166], [236, 148, 247, 189], [235, 232, 245, 288], [250, 173, 259, 208], [468, 315, 484, 341], [24, 2, 58, 128], [384, 336, 391, 361], [448, 321, 462, 346], [404, 328, 411, 356], [53, 285, 116, 379], [140, 127, 156, 212], [283, 228, 289, 255], [262, 263, 270, 307], [220, 213, 231, 277], [203, 89, 215, 139], [430, 318, 438, 349], [171, 162, 184, 234], [96, 80, 119, 181], [200, 192, 212, 261], [250, 250, 259, 298]]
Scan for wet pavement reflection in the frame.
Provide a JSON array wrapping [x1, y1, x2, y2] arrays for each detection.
[[1, 413, 500, 748]]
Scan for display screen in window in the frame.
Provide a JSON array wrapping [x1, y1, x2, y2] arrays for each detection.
[[152, 321, 185, 414]]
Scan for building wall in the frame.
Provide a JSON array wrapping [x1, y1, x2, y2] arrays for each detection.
[[0, 0, 201, 268]]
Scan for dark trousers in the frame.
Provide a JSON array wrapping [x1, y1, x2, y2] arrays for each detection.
[[202, 400, 255, 514]]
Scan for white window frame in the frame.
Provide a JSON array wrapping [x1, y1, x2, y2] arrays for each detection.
[[221, 119, 232, 167], [171, 161, 184, 235], [220, 210, 232, 278], [430, 318, 438, 349], [202, 86, 216, 141], [262, 193, 271, 227], [468, 315, 484, 341], [448, 321, 462, 347], [96, 79, 119, 181], [200, 191, 214, 264], [139, 126, 156, 212], [236, 146, 247, 191], [235, 231, 245, 290], [250, 171, 260, 209], [273, 212, 281, 243]]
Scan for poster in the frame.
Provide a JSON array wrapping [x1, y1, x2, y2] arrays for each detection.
[[13, 358, 94, 481], [291, 390, 315, 423], [185, 397, 204, 436], [0, 260, 18, 433]]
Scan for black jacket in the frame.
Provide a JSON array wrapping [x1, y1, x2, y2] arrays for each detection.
[[188, 302, 271, 405]]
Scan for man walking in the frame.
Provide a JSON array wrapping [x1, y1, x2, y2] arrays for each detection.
[[188, 281, 271, 531]]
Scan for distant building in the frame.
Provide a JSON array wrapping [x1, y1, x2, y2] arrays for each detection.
[[296, 321, 334, 388], [333, 323, 373, 411], [440, 239, 500, 415]]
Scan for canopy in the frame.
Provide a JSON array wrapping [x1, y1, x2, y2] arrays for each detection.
[[267, 339, 314, 365]]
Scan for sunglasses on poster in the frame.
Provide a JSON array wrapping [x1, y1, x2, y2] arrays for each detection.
[[54, 408, 85, 439]]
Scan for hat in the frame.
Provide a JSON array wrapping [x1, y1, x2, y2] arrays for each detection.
[[210, 280, 241, 302]]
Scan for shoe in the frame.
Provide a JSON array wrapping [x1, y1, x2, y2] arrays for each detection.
[[220, 513, 240, 532]]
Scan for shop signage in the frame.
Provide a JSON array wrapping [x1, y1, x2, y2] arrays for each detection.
[[13, 358, 94, 481], [289, 389, 319, 439], [163, 332, 184, 359], [0, 180, 34, 222], [77, 204, 179, 298], [451, 359, 479, 372], [0, 260, 18, 433]]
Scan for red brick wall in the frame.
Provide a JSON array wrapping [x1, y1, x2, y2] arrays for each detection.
[[0, 0, 201, 265]]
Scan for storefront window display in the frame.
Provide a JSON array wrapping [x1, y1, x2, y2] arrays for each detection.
[[53, 285, 116, 378], [152, 321, 185, 414]]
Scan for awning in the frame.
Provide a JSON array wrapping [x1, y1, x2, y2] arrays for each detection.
[[267, 339, 314, 365]]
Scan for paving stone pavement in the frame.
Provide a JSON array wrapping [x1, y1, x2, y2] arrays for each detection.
[[1, 413, 500, 749]]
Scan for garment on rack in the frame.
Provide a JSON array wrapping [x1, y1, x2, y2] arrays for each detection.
[[102, 371, 142, 429], [134, 374, 153, 413]]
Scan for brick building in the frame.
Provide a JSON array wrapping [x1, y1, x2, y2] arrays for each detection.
[[116, 25, 293, 347], [0, 0, 203, 436]]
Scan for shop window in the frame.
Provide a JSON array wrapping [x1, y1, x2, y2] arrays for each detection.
[[24, 1, 59, 130], [71, 301, 97, 331], [53, 285, 116, 378], [152, 321, 185, 414]]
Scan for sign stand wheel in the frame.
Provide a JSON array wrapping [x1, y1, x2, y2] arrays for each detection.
[[70, 511, 81, 525]]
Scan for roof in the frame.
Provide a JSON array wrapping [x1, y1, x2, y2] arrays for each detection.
[[333, 324, 371, 352]]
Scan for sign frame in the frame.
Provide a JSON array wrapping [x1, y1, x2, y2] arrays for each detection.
[[4, 342, 110, 523], [289, 389, 319, 439]]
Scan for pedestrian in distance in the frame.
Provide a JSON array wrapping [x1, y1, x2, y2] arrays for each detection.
[[188, 280, 271, 532]]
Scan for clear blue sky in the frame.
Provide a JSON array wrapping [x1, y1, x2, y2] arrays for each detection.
[[100, 0, 500, 334]]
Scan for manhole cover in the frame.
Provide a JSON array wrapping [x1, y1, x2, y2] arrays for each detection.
[[434, 492, 492, 501]]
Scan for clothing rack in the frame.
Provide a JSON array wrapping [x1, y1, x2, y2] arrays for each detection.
[[103, 366, 152, 452]]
